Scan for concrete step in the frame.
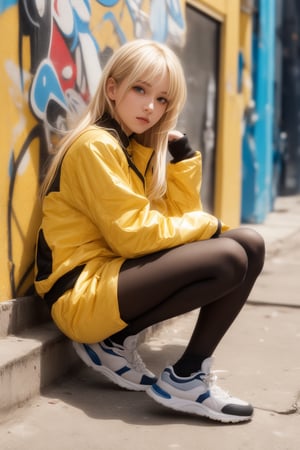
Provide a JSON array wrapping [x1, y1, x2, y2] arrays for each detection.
[[0, 296, 160, 414], [0, 296, 50, 337], [0, 321, 80, 413], [0, 297, 80, 413]]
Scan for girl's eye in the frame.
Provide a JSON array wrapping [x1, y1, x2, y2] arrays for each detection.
[[157, 97, 168, 105], [133, 85, 145, 94]]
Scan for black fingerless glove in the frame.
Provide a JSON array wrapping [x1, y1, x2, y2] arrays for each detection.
[[211, 219, 222, 238], [168, 135, 196, 163]]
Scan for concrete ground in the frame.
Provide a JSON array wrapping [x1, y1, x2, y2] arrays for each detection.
[[0, 196, 299, 450]]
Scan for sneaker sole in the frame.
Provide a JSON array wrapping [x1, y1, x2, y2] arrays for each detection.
[[73, 342, 151, 392], [147, 386, 253, 424]]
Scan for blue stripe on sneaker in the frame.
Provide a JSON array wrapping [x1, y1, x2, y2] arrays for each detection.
[[115, 366, 131, 376], [83, 344, 102, 366], [151, 383, 172, 399], [99, 343, 120, 357], [141, 374, 157, 385], [165, 367, 204, 384], [196, 390, 210, 403]]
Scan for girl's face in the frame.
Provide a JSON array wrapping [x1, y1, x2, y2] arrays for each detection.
[[106, 73, 169, 135]]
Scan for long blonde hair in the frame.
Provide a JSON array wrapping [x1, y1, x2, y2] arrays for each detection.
[[41, 39, 187, 200]]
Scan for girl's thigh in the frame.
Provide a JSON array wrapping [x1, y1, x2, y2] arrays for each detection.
[[117, 238, 247, 317]]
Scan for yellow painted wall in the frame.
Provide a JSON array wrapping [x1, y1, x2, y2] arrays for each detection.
[[0, 0, 186, 301], [0, 5, 41, 300], [0, 0, 249, 301], [214, 0, 242, 225]]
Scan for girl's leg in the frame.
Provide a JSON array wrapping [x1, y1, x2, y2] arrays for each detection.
[[173, 227, 265, 375], [113, 227, 265, 373]]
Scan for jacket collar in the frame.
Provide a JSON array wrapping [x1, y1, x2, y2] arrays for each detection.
[[96, 113, 130, 148], [96, 113, 154, 181]]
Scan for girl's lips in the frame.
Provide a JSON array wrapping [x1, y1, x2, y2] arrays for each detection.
[[136, 116, 150, 124]]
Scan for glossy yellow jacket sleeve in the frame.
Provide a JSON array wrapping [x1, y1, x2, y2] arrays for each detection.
[[60, 130, 221, 259]]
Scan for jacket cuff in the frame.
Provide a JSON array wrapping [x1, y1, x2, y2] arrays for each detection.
[[211, 219, 222, 238], [168, 135, 196, 163]]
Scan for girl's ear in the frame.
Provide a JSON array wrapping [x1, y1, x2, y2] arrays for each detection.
[[106, 77, 117, 100]]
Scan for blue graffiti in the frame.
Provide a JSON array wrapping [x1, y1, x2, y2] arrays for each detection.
[[31, 61, 67, 119], [102, 11, 127, 44], [150, 0, 184, 42], [98, 0, 185, 45], [96, 0, 119, 6], [54, 0, 99, 54], [24, 0, 102, 126], [0, 0, 17, 14]]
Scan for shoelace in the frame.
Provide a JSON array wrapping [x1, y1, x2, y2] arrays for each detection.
[[116, 338, 148, 373], [203, 370, 230, 400], [128, 349, 147, 372]]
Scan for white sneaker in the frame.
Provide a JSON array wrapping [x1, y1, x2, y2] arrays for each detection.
[[73, 335, 157, 391], [147, 357, 253, 423]]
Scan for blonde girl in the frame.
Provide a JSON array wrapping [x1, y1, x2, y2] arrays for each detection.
[[35, 39, 265, 424]]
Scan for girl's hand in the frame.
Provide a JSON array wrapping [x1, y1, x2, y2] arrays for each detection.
[[168, 130, 184, 142], [168, 132, 196, 162]]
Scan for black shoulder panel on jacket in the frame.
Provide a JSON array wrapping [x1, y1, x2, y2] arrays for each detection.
[[46, 163, 62, 194], [35, 229, 53, 281]]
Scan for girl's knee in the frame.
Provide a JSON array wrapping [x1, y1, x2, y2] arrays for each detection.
[[239, 228, 265, 271], [219, 238, 248, 285], [223, 227, 265, 270]]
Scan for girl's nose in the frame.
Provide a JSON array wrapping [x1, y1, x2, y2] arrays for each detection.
[[144, 100, 154, 112]]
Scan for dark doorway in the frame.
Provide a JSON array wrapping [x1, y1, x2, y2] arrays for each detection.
[[174, 5, 220, 212]]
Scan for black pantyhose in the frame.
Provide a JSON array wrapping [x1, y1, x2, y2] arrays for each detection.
[[113, 228, 265, 376]]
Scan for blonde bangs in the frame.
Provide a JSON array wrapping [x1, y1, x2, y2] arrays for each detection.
[[122, 54, 168, 92], [111, 40, 186, 114]]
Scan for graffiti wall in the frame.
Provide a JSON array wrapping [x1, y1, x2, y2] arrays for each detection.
[[0, 0, 186, 301]]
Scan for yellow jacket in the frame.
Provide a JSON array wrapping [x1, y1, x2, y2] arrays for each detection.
[[34, 119, 227, 342]]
